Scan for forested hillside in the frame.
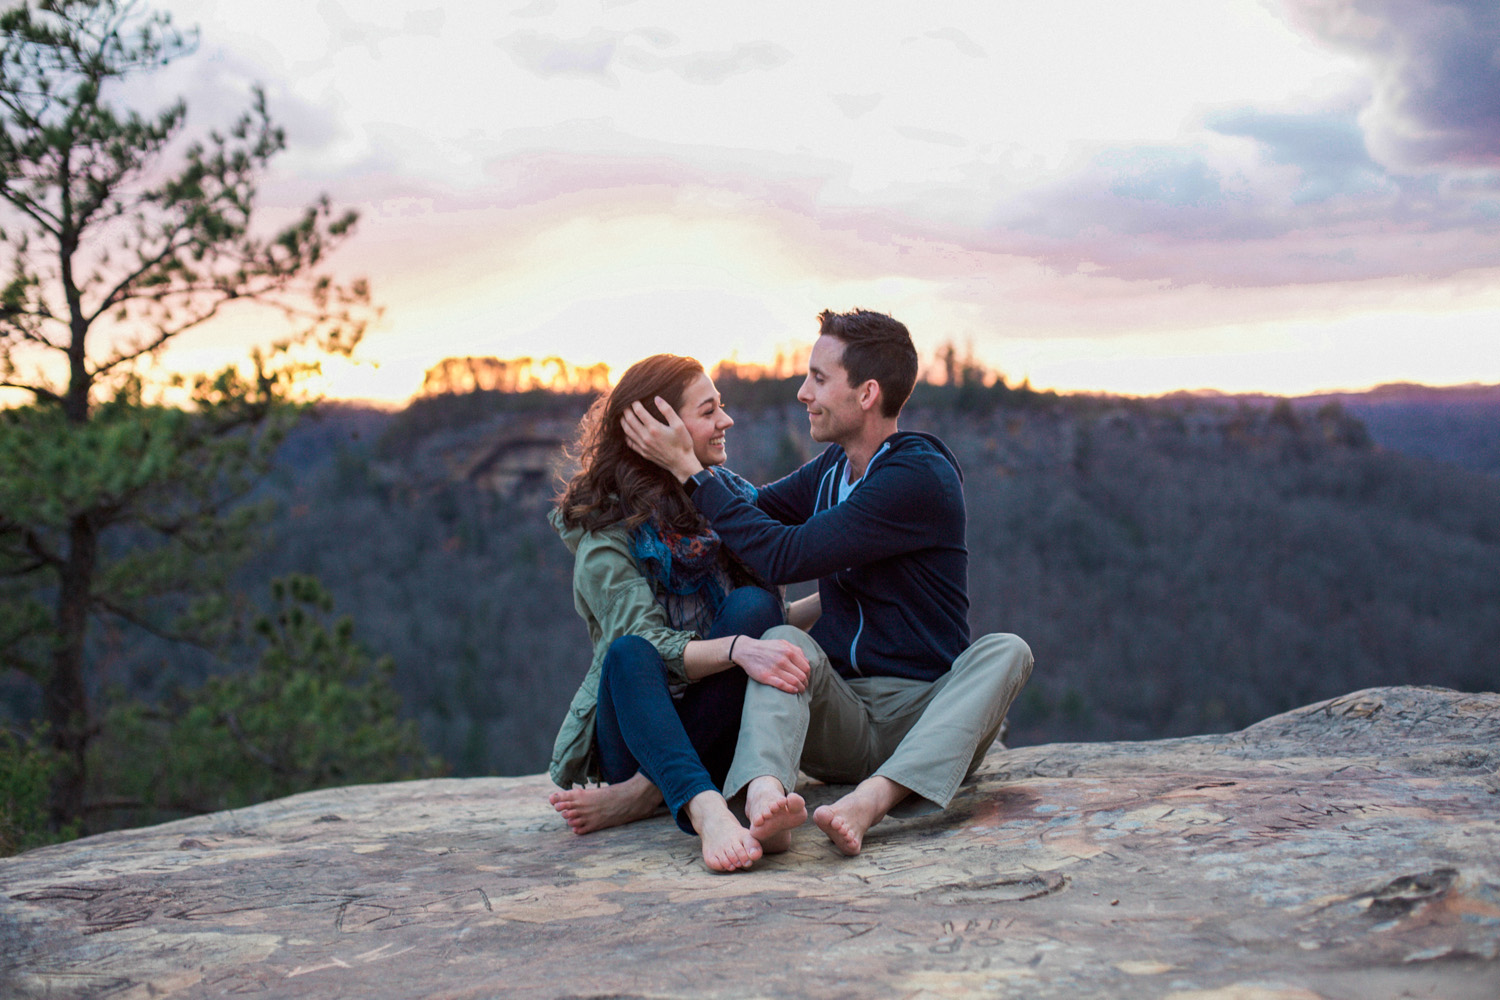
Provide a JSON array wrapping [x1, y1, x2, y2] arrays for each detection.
[[1303, 382, 1500, 478], [5, 383, 1496, 780]]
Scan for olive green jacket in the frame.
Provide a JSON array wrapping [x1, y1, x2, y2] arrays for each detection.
[[548, 507, 696, 788]]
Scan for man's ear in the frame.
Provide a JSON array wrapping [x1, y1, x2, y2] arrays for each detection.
[[858, 379, 882, 413]]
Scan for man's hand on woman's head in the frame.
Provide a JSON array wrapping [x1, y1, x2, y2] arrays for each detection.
[[621, 397, 702, 482], [732, 637, 811, 694]]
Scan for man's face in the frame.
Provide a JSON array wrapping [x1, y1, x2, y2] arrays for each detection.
[[797, 335, 866, 445]]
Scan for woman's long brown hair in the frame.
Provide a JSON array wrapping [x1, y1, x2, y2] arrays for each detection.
[[556, 354, 708, 534]]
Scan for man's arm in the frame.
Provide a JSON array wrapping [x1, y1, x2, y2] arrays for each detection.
[[786, 592, 821, 631], [621, 395, 818, 526], [692, 452, 962, 584], [751, 461, 820, 527], [620, 395, 957, 583]]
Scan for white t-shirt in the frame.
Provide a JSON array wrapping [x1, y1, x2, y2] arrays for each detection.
[[835, 442, 890, 504]]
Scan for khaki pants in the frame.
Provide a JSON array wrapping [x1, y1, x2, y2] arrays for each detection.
[[724, 627, 1034, 817]]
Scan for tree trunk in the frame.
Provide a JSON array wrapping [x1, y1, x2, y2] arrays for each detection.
[[48, 182, 94, 829], [46, 513, 97, 830]]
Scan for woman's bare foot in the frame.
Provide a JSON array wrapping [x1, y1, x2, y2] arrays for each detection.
[[549, 772, 663, 835], [685, 790, 762, 872], [812, 775, 908, 856], [744, 775, 807, 854]]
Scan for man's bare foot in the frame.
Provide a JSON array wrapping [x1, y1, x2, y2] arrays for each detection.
[[812, 775, 909, 856], [549, 772, 663, 835], [744, 775, 807, 854], [685, 791, 762, 872]]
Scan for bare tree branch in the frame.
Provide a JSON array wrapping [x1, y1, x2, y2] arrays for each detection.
[[0, 378, 63, 404]]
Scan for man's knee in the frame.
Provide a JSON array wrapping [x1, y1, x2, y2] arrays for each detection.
[[762, 622, 812, 650], [760, 624, 832, 673], [963, 632, 1034, 684]]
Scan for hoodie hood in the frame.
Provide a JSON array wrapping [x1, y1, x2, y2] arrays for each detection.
[[810, 430, 964, 513], [886, 430, 963, 483]]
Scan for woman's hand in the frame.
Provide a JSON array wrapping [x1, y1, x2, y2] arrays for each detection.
[[731, 637, 811, 693]]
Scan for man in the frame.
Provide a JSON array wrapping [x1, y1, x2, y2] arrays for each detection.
[[622, 309, 1033, 856]]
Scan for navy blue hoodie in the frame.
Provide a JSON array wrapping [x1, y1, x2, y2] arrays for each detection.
[[692, 431, 968, 683]]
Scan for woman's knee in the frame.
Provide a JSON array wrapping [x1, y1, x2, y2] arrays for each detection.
[[717, 586, 784, 637], [602, 635, 667, 681]]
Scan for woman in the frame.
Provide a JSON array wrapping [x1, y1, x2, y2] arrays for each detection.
[[546, 354, 811, 872]]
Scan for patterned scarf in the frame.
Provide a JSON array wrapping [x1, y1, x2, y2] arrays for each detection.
[[629, 468, 758, 635]]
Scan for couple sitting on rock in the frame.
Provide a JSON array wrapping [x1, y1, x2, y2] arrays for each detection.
[[547, 308, 1034, 872]]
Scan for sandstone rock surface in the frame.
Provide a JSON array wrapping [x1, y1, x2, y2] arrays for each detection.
[[2, 685, 1498, 999]]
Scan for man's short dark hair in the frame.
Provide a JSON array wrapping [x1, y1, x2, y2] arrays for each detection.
[[817, 308, 918, 418]]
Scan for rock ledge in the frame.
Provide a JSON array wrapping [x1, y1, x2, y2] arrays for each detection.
[[3, 685, 1498, 999]]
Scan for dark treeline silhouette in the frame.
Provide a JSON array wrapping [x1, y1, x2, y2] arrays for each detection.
[[5, 372, 1497, 781]]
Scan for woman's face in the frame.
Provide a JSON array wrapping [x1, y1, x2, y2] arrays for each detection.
[[675, 372, 733, 467]]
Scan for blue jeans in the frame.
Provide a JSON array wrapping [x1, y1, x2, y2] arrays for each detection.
[[594, 586, 783, 833]]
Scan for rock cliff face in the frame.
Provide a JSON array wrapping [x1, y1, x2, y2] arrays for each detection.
[[2, 686, 1497, 1000]]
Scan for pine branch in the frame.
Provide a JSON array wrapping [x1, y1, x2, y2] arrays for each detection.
[[94, 594, 207, 649], [222, 711, 287, 774]]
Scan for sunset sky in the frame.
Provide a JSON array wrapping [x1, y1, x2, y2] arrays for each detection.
[[110, 1, 1500, 401]]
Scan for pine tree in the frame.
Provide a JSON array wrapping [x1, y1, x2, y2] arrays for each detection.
[[0, 0, 373, 830]]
